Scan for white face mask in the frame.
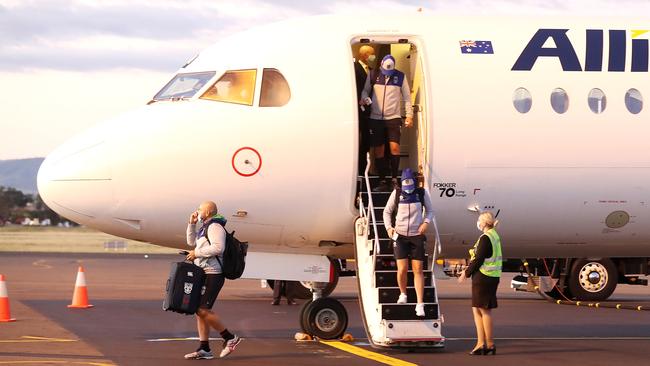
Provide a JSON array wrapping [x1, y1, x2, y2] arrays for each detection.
[[367, 54, 376, 63], [476, 221, 483, 232]]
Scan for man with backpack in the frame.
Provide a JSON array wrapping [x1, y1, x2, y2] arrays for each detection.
[[183, 201, 242, 360], [382, 169, 434, 317], [360, 54, 413, 191]]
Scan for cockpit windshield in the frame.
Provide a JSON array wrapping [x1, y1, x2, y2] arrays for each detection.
[[152, 71, 216, 101]]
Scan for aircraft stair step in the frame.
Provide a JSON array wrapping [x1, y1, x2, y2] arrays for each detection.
[[361, 192, 392, 207], [375, 270, 432, 287], [368, 225, 389, 239], [378, 287, 436, 304], [381, 303, 439, 321], [375, 254, 429, 270]]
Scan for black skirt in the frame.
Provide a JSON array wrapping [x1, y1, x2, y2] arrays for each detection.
[[471, 271, 499, 309]]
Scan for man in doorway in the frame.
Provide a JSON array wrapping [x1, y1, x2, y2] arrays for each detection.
[[360, 54, 413, 191], [354, 45, 376, 174]]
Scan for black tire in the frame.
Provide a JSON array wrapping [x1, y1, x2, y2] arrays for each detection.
[[568, 258, 617, 301], [304, 298, 348, 340], [299, 300, 313, 334], [266, 259, 341, 300]]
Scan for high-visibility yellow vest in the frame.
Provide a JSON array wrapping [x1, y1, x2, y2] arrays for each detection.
[[469, 228, 503, 278]]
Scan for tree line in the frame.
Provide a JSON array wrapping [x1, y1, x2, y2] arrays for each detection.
[[0, 186, 68, 226]]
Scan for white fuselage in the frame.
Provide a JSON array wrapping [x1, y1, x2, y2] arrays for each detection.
[[38, 15, 650, 260]]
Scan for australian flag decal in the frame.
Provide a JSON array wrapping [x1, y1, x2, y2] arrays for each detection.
[[460, 40, 494, 54]]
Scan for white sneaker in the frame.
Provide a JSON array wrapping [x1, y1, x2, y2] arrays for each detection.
[[184, 349, 214, 360], [397, 293, 408, 304], [220, 335, 242, 358], [415, 303, 425, 317]]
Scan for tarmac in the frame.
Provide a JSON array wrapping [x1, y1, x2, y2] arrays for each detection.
[[1, 252, 650, 366]]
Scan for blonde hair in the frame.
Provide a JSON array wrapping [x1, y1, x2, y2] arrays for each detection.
[[479, 212, 499, 229]]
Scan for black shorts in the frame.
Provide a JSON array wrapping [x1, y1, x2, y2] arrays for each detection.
[[393, 234, 426, 261], [368, 118, 386, 147], [384, 118, 402, 144], [199, 274, 225, 309]]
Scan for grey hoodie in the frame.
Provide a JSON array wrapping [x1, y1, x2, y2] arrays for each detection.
[[383, 189, 435, 237], [360, 70, 413, 120], [186, 223, 225, 274]]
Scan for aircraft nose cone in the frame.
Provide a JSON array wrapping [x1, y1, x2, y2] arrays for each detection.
[[38, 134, 114, 222]]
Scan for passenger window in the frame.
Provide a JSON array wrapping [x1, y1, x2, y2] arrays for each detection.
[[201, 69, 257, 106], [259, 69, 291, 107], [551, 88, 569, 114], [512, 88, 532, 114], [588, 88, 607, 114], [625, 88, 643, 114]]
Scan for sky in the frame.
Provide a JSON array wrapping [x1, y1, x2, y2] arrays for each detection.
[[1, 0, 650, 160]]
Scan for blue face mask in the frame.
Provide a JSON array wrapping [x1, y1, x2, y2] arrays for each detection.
[[380, 55, 396, 76], [402, 178, 415, 194]]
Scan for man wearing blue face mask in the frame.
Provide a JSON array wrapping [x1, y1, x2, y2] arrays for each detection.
[[360, 54, 413, 191], [382, 168, 434, 317]]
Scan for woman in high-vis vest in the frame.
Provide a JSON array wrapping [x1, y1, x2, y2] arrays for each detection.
[[458, 212, 503, 356]]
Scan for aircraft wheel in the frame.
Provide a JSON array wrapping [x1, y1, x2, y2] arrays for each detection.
[[299, 300, 313, 333], [568, 258, 617, 301], [303, 298, 348, 340]]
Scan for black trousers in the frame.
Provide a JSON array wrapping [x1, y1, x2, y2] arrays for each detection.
[[273, 280, 295, 301]]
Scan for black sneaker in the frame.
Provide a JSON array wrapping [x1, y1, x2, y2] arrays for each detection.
[[372, 180, 390, 192]]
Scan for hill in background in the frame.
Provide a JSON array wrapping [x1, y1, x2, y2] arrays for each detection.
[[0, 158, 45, 194]]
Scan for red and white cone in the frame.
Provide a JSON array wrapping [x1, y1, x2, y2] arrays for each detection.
[[0, 274, 16, 322], [68, 266, 94, 309]]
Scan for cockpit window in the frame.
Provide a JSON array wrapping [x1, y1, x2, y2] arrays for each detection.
[[153, 72, 215, 101], [200, 69, 257, 106], [259, 69, 291, 107]]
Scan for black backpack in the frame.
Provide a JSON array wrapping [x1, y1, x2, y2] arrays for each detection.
[[203, 223, 249, 280], [391, 187, 426, 227]]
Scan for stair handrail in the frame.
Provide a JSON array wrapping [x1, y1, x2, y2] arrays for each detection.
[[363, 153, 381, 256], [430, 216, 442, 302]]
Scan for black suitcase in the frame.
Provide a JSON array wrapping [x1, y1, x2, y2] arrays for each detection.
[[163, 261, 206, 315]]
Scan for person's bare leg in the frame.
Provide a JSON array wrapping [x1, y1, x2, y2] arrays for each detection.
[[388, 141, 401, 180], [389, 142, 400, 156], [197, 315, 210, 341], [396, 259, 409, 295], [472, 307, 486, 351], [479, 308, 494, 348], [374, 145, 385, 159], [411, 260, 424, 304], [197, 308, 226, 333]]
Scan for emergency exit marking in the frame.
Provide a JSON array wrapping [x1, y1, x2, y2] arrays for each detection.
[[232, 147, 262, 177]]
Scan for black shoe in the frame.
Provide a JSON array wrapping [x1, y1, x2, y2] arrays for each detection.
[[271, 299, 280, 305], [485, 346, 496, 355], [372, 180, 390, 192], [287, 299, 297, 305], [469, 345, 486, 355]]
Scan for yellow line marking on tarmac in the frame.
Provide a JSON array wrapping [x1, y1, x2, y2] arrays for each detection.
[[0, 336, 78, 343], [321, 340, 417, 366]]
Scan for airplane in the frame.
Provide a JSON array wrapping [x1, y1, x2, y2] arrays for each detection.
[[38, 15, 650, 348]]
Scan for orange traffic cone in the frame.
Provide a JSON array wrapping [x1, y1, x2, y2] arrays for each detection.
[[68, 266, 94, 309], [0, 274, 16, 322]]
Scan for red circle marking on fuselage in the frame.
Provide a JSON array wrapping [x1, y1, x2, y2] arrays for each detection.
[[232, 147, 262, 177]]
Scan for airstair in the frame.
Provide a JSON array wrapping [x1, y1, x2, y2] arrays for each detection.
[[354, 155, 444, 348]]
